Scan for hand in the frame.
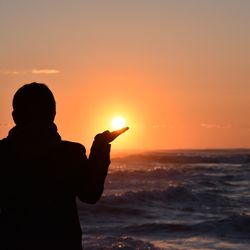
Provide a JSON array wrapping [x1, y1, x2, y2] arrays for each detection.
[[94, 127, 129, 143]]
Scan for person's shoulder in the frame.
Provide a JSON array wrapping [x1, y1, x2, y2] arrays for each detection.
[[60, 140, 86, 154], [0, 138, 8, 147], [0, 138, 9, 155]]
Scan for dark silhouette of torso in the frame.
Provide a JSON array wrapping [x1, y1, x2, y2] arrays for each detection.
[[0, 123, 110, 250]]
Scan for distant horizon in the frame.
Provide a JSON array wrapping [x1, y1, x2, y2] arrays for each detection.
[[110, 147, 250, 157]]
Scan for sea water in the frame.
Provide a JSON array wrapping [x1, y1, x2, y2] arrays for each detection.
[[78, 150, 250, 249]]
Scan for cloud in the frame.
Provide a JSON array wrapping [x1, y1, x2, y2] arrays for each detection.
[[31, 69, 60, 74], [0, 69, 60, 75], [200, 123, 231, 129], [0, 70, 26, 75]]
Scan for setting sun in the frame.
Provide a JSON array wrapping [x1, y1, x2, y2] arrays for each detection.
[[111, 116, 126, 130]]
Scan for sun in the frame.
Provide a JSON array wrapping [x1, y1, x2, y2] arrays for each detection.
[[111, 116, 126, 130]]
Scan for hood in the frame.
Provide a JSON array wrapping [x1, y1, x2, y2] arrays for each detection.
[[6, 122, 61, 159]]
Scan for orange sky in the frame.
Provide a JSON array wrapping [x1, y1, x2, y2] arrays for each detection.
[[1, 1, 250, 151]]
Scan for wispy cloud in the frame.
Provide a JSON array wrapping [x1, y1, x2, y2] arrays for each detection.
[[31, 69, 60, 74], [201, 123, 231, 129], [0, 70, 26, 75], [0, 69, 61, 75]]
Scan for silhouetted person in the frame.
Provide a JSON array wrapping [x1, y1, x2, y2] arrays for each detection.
[[0, 82, 128, 250]]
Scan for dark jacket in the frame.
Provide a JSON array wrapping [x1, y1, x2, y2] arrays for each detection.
[[0, 123, 110, 250]]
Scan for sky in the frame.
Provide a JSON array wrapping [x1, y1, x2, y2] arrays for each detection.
[[0, 0, 250, 151]]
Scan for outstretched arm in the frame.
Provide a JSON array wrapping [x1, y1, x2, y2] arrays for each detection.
[[76, 127, 129, 204]]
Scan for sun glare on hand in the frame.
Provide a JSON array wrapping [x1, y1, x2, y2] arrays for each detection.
[[111, 116, 126, 130]]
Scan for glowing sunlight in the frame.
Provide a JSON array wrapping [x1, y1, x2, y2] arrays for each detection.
[[111, 116, 126, 130]]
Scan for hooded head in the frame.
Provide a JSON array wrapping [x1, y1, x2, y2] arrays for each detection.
[[12, 82, 56, 125]]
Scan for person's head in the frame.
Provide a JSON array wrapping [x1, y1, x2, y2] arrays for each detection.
[[12, 82, 56, 125]]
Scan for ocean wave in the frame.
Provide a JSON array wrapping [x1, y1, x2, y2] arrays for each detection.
[[112, 151, 250, 166], [108, 162, 249, 183], [77, 186, 192, 217], [106, 163, 249, 197], [78, 186, 200, 217], [78, 186, 238, 218], [108, 167, 184, 181], [123, 212, 250, 239], [83, 235, 161, 250], [101, 186, 192, 204]]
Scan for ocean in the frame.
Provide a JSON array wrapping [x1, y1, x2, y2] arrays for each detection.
[[77, 150, 250, 250]]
